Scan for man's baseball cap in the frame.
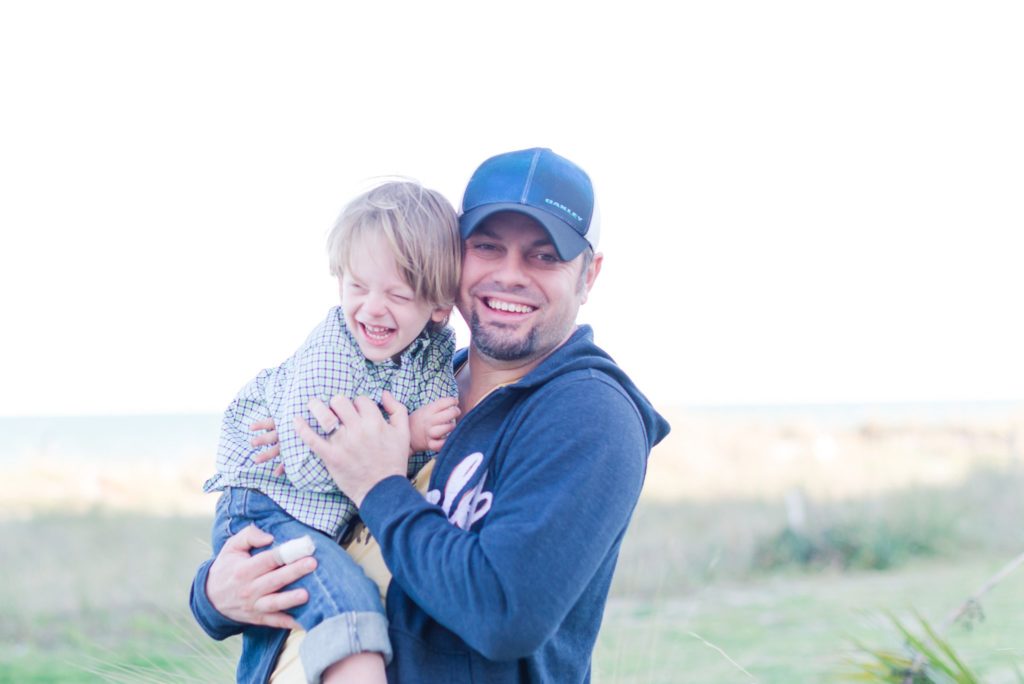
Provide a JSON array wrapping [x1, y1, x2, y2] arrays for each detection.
[[459, 147, 600, 261]]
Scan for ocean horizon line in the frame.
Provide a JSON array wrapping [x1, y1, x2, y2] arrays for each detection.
[[3, 398, 1024, 421]]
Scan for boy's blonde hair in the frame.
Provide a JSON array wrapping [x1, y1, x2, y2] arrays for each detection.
[[327, 180, 461, 308]]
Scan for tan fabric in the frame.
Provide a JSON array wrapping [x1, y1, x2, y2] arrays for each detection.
[[269, 459, 436, 683]]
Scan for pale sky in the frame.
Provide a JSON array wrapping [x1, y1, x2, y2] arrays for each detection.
[[2, 1, 1022, 416]]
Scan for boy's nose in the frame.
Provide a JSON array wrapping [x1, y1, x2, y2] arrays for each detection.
[[365, 292, 388, 316]]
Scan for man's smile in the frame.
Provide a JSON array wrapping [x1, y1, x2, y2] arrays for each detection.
[[483, 297, 537, 314]]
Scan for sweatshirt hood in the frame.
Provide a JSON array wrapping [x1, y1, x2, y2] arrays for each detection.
[[457, 325, 671, 451]]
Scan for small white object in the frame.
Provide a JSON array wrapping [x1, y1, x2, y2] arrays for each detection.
[[272, 535, 316, 565]]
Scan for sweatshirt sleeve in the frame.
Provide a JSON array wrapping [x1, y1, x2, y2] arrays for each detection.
[[188, 558, 248, 641], [359, 374, 647, 661]]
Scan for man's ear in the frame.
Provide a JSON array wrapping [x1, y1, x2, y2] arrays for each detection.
[[430, 305, 454, 325], [579, 252, 603, 305]]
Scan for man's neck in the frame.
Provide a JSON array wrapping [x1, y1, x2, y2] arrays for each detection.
[[456, 350, 532, 414], [457, 327, 578, 414]]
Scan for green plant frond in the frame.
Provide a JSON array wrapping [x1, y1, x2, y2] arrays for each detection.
[[913, 610, 977, 682], [884, 612, 959, 682]]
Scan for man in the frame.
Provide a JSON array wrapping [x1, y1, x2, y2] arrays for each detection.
[[191, 147, 670, 683]]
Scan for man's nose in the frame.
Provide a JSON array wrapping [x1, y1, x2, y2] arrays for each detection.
[[491, 251, 529, 287]]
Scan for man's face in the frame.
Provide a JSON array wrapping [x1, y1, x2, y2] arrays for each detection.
[[458, 212, 601, 365]]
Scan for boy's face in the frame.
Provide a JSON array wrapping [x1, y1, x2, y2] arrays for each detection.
[[340, 233, 450, 362]]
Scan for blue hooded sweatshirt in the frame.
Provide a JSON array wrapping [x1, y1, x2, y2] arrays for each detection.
[[191, 325, 670, 683]]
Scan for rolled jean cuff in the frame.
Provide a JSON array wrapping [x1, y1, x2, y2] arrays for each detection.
[[300, 611, 392, 683]]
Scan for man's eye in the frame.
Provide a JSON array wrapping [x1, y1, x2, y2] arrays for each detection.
[[534, 252, 559, 263]]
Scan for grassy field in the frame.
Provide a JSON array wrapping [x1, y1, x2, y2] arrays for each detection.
[[3, 469, 1024, 683]]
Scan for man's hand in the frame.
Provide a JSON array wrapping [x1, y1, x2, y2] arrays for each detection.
[[294, 391, 410, 507], [206, 524, 315, 630], [409, 397, 460, 452]]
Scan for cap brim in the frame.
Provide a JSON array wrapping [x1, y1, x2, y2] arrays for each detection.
[[459, 203, 590, 261]]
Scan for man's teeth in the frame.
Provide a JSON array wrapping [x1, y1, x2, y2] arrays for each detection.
[[487, 299, 535, 313], [364, 324, 393, 339]]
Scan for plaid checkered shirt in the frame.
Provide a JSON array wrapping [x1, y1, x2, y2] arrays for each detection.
[[203, 306, 457, 538]]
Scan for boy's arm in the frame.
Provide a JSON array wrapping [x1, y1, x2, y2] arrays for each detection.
[[215, 366, 283, 478], [405, 325, 460, 468], [408, 397, 460, 454], [272, 340, 355, 492]]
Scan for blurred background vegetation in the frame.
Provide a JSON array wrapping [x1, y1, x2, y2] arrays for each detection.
[[3, 405, 1023, 682]]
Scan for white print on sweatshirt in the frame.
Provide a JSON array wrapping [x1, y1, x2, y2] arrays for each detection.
[[426, 452, 493, 530]]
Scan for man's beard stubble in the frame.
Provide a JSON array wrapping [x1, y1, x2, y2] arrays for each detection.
[[469, 310, 538, 362]]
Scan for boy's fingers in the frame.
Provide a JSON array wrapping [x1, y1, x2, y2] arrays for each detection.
[[250, 418, 277, 431], [436, 405, 460, 421], [427, 424, 450, 439], [429, 396, 459, 411], [251, 444, 280, 464], [273, 463, 286, 477], [427, 438, 446, 452], [250, 429, 278, 447]]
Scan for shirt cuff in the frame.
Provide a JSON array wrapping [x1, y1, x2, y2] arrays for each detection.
[[189, 557, 250, 641]]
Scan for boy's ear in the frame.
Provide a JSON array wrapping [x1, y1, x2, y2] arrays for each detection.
[[430, 305, 453, 325]]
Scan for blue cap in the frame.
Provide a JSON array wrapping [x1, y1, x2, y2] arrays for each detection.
[[459, 148, 600, 260]]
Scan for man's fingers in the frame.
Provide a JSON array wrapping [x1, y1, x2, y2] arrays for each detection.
[[307, 398, 341, 434], [251, 444, 281, 464], [224, 524, 274, 554], [254, 587, 309, 616], [252, 555, 317, 595], [380, 391, 409, 422], [293, 417, 329, 458], [329, 394, 362, 426], [256, 611, 304, 631]]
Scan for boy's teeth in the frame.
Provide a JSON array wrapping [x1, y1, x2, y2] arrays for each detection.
[[364, 325, 393, 339], [487, 299, 535, 313]]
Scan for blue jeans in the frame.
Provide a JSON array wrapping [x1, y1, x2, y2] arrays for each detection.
[[212, 487, 391, 684]]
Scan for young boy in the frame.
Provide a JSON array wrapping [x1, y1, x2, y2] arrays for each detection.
[[202, 180, 461, 683]]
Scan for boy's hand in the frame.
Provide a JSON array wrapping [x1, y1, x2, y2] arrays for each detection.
[[250, 418, 286, 477], [409, 397, 460, 453]]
